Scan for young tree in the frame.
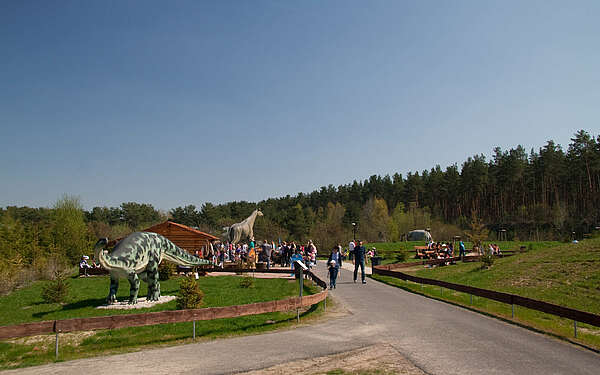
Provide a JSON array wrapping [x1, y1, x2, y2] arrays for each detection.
[[360, 197, 390, 242], [52, 195, 93, 264], [465, 211, 488, 254]]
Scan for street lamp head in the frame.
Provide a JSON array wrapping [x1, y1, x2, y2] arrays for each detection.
[[352, 222, 356, 226]]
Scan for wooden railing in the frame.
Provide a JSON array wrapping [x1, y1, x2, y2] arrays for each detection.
[[0, 268, 327, 341], [372, 265, 600, 335]]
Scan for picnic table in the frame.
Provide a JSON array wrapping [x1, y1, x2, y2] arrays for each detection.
[[414, 246, 429, 259]]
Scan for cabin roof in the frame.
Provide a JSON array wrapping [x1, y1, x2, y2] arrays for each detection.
[[109, 220, 218, 246], [146, 221, 218, 240]]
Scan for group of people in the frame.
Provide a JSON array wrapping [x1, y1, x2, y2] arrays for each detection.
[[426, 241, 455, 259], [208, 239, 318, 270], [207, 240, 267, 267], [79, 255, 101, 276], [277, 240, 318, 268], [487, 243, 502, 256], [326, 239, 368, 289]]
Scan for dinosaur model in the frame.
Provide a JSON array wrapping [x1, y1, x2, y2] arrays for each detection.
[[222, 209, 263, 244], [94, 232, 211, 304]]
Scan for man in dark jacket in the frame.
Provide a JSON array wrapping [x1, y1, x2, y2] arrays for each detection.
[[353, 240, 367, 284]]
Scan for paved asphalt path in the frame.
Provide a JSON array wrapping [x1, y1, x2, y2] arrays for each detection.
[[4, 263, 599, 375]]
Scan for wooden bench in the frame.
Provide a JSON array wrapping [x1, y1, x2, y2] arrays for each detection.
[[79, 267, 108, 276]]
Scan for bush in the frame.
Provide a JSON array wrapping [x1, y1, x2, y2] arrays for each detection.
[[239, 276, 255, 288], [41, 270, 70, 303], [158, 261, 176, 281], [480, 249, 495, 269], [395, 251, 407, 262], [177, 276, 204, 309]]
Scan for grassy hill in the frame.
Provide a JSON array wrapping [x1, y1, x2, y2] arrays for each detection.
[[411, 238, 600, 314], [372, 238, 600, 349]]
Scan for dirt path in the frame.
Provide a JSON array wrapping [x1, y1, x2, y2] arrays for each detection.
[[241, 344, 425, 375]]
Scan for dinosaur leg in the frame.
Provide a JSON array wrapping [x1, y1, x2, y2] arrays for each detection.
[[146, 259, 161, 301], [139, 271, 153, 300], [107, 274, 119, 304], [127, 273, 140, 304]]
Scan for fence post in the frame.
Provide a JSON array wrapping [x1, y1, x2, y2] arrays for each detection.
[[193, 320, 196, 340], [297, 266, 303, 323], [511, 295, 515, 318], [470, 294, 473, 305], [55, 332, 59, 360], [440, 286, 443, 297], [574, 321, 578, 338]]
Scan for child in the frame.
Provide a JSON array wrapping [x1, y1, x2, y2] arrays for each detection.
[[327, 246, 342, 289]]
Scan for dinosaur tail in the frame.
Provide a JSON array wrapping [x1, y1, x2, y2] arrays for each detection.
[[162, 237, 212, 267]]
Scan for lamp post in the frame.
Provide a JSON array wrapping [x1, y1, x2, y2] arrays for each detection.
[[352, 222, 358, 242]]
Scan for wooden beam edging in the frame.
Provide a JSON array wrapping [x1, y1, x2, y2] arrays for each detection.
[[203, 268, 292, 274], [0, 273, 328, 340], [372, 266, 600, 327]]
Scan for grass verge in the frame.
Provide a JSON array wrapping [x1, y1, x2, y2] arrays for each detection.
[[371, 272, 600, 351], [0, 275, 324, 370]]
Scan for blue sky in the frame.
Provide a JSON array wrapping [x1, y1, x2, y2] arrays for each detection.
[[1, 1, 599, 210]]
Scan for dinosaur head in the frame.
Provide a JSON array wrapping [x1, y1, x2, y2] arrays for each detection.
[[93, 238, 109, 265], [94, 238, 109, 249]]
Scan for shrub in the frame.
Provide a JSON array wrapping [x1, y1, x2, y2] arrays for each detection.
[[177, 276, 204, 309], [159, 261, 176, 281], [239, 276, 255, 288], [41, 270, 70, 303], [480, 246, 495, 269], [395, 251, 407, 262]]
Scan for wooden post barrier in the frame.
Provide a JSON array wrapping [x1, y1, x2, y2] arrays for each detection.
[[372, 265, 600, 330], [0, 268, 329, 342]]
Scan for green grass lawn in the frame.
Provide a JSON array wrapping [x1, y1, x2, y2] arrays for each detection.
[[0, 275, 323, 369], [371, 238, 600, 349], [369, 240, 561, 265]]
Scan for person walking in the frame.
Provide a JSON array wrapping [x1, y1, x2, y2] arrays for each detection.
[[327, 246, 342, 289], [353, 240, 367, 284], [348, 240, 355, 261], [459, 240, 466, 258], [261, 239, 272, 269]]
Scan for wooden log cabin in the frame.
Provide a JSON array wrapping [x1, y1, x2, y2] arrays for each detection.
[[109, 221, 219, 257]]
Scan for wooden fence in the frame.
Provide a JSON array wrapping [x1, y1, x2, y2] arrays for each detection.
[[0, 268, 327, 341], [372, 265, 600, 334]]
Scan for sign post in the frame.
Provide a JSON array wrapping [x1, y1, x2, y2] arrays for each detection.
[[294, 260, 308, 323]]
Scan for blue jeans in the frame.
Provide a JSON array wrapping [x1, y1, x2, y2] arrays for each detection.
[[329, 267, 339, 288], [354, 259, 365, 282]]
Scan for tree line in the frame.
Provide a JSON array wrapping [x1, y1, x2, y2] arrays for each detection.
[[1, 130, 598, 291], [168, 129, 599, 243]]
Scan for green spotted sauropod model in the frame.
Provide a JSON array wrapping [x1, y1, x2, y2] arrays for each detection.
[[94, 232, 211, 304]]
